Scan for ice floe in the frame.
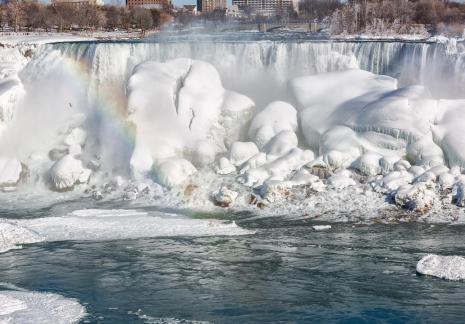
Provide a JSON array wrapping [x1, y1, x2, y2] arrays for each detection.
[[417, 254, 465, 280]]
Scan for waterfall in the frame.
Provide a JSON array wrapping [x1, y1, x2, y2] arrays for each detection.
[[37, 39, 465, 102]]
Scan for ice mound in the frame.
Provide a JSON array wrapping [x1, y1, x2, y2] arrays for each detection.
[[417, 254, 465, 280], [0, 289, 86, 323], [127, 58, 255, 185], [0, 209, 252, 250], [248, 101, 298, 149], [48, 155, 91, 191]]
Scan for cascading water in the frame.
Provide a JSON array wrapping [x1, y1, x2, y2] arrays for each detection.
[[39, 38, 465, 102]]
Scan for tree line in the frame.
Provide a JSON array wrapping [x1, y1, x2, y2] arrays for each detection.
[[1, 0, 172, 33], [300, 0, 465, 36]]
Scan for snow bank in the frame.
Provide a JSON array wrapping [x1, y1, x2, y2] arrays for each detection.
[[0, 289, 86, 323], [417, 254, 465, 280], [127, 58, 255, 186]]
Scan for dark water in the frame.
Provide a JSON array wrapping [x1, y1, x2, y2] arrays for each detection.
[[1, 212, 465, 323]]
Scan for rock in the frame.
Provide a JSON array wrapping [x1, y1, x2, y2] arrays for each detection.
[[291, 169, 319, 185], [355, 152, 382, 176], [263, 130, 298, 156], [91, 190, 104, 200], [394, 183, 435, 213], [439, 172, 455, 190], [323, 150, 351, 170], [417, 254, 465, 280], [379, 171, 414, 192], [154, 158, 197, 189], [454, 181, 465, 207], [394, 159, 411, 171], [212, 187, 238, 207], [0, 157, 22, 187], [260, 180, 293, 202], [48, 155, 91, 191], [215, 157, 236, 175], [379, 156, 400, 174], [415, 171, 437, 184], [327, 170, 356, 189], [229, 142, 259, 166], [409, 165, 426, 177]]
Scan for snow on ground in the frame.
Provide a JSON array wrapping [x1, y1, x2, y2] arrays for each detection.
[[417, 254, 465, 281], [0, 288, 86, 323], [0, 209, 253, 254]]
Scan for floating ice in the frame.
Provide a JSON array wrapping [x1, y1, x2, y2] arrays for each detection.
[[0, 209, 253, 253], [417, 254, 465, 280], [0, 289, 86, 323]]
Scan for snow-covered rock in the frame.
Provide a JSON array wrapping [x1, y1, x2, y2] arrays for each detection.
[[229, 142, 259, 166], [239, 148, 314, 187], [417, 254, 465, 281], [454, 181, 465, 207], [327, 170, 356, 189], [394, 183, 435, 213], [355, 152, 382, 176], [215, 157, 236, 175], [48, 155, 91, 191], [263, 130, 298, 156], [154, 158, 197, 189], [248, 101, 298, 149], [260, 180, 293, 202], [212, 187, 238, 207]]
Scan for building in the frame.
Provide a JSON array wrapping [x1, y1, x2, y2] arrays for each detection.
[[182, 4, 198, 14], [52, 0, 104, 6], [197, 0, 226, 13], [126, 0, 169, 10], [232, 0, 295, 16]]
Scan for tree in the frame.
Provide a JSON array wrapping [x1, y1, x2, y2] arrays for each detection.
[[105, 5, 122, 30], [132, 7, 153, 33]]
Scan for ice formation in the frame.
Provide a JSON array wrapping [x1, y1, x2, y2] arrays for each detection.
[[0, 209, 252, 253], [0, 38, 464, 220], [417, 254, 465, 280], [0, 289, 86, 323]]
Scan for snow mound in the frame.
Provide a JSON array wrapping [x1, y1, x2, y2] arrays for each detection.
[[127, 58, 255, 185], [48, 155, 91, 191], [417, 254, 465, 281], [248, 101, 297, 149], [0, 290, 86, 323]]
